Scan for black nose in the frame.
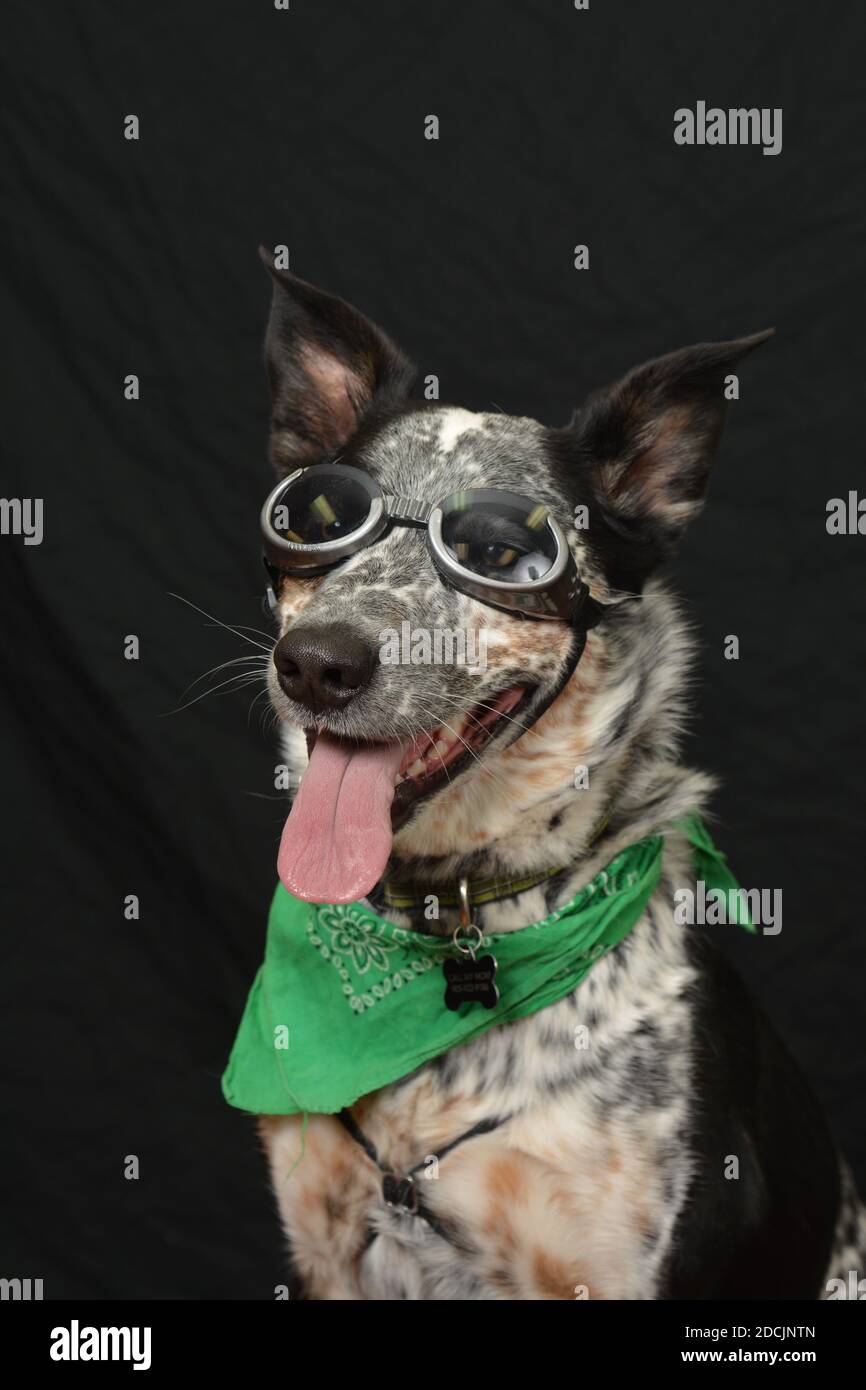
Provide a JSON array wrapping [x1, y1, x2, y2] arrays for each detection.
[[273, 622, 378, 713]]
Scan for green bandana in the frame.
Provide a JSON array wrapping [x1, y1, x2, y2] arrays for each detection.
[[222, 815, 752, 1116]]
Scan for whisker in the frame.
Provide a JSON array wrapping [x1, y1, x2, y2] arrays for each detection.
[[247, 685, 274, 728], [168, 592, 272, 652], [204, 620, 277, 643], [177, 654, 269, 705], [162, 669, 266, 716]]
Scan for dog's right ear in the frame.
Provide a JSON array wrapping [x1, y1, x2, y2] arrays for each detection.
[[259, 247, 415, 474]]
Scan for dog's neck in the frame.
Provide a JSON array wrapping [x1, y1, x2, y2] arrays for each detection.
[[374, 583, 714, 933]]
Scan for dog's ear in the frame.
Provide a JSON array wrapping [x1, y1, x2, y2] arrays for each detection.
[[259, 247, 415, 473], [566, 330, 773, 544]]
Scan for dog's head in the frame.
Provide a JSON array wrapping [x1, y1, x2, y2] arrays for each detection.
[[259, 250, 770, 904]]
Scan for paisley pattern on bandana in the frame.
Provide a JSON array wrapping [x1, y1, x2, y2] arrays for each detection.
[[308, 902, 451, 1013]]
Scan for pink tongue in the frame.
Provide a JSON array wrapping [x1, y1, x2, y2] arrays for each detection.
[[277, 734, 405, 904]]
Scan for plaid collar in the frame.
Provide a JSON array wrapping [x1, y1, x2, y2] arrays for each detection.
[[381, 814, 612, 912], [381, 862, 567, 912]]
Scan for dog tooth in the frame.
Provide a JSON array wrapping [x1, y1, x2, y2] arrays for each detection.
[[406, 758, 426, 778], [434, 738, 452, 759]]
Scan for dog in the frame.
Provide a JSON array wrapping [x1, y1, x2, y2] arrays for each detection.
[[242, 249, 865, 1300]]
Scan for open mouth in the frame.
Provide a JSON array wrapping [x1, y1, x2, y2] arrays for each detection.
[[390, 684, 530, 822], [277, 682, 534, 905]]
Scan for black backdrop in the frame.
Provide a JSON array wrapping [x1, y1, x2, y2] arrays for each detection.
[[2, 1, 864, 1299]]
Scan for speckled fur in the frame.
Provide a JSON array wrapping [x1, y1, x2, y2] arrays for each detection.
[[248, 264, 864, 1299]]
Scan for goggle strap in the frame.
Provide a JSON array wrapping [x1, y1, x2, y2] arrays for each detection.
[[263, 556, 282, 588], [580, 593, 609, 629]]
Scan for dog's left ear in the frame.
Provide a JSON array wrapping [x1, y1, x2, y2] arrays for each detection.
[[566, 330, 774, 540], [259, 247, 415, 473]]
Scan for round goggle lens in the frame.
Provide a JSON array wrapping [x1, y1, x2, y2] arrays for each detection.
[[270, 467, 374, 546], [439, 490, 558, 583]]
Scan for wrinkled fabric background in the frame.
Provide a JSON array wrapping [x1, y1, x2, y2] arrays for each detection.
[[1, 1, 864, 1298]]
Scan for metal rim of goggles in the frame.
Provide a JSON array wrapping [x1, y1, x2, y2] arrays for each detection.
[[260, 462, 606, 625]]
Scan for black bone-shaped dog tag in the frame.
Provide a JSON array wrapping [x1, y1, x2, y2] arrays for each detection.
[[442, 954, 499, 1010]]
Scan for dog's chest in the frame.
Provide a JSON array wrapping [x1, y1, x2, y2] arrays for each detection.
[[259, 992, 693, 1300]]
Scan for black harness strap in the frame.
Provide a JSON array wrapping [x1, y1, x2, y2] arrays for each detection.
[[337, 1108, 508, 1250]]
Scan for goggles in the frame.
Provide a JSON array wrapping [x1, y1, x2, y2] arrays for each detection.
[[260, 462, 606, 627]]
